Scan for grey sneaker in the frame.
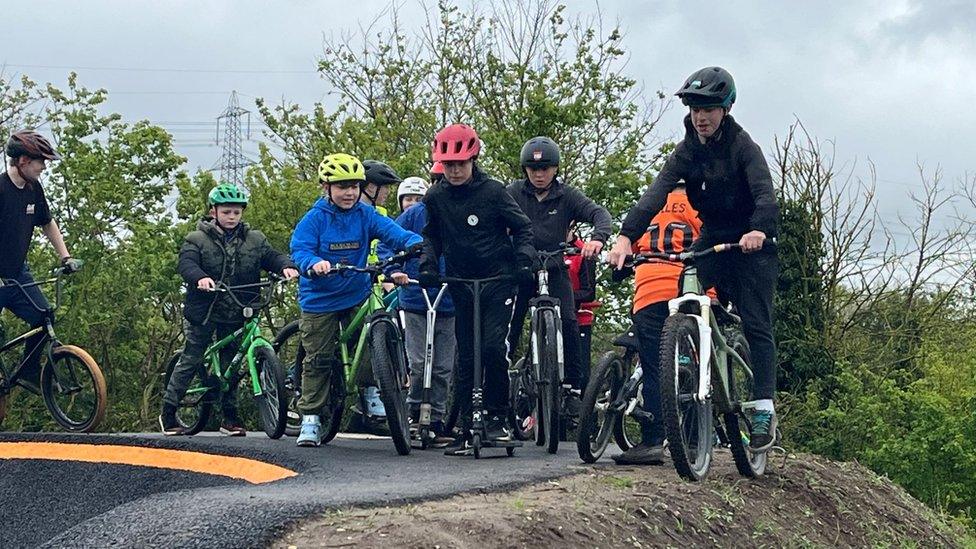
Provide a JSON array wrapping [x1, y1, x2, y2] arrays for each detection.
[[748, 409, 777, 452], [612, 443, 665, 465]]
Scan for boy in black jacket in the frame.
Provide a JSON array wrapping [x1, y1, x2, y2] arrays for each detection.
[[608, 67, 780, 452], [161, 184, 298, 436], [419, 124, 535, 455]]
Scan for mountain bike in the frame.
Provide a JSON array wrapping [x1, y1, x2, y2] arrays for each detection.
[[274, 248, 418, 456], [576, 326, 653, 463], [0, 263, 107, 432], [650, 243, 769, 481], [509, 244, 580, 454], [162, 276, 290, 438]]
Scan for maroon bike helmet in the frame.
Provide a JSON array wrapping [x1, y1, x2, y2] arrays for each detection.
[[6, 130, 61, 160]]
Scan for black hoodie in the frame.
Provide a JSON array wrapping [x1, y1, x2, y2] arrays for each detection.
[[420, 165, 534, 279], [621, 115, 778, 245], [506, 177, 612, 253]]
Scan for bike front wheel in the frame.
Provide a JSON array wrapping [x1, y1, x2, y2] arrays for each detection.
[[41, 345, 107, 432], [724, 329, 767, 478], [534, 309, 561, 455], [162, 352, 213, 435], [660, 313, 713, 481], [253, 345, 288, 439], [369, 318, 411, 456], [577, 351, 625, 463]]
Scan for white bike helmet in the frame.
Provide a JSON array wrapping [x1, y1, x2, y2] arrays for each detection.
[[397, 176, 429, 207]]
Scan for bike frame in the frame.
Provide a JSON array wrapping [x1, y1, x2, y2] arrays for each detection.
[[198, 318, 274, 398], [666, 264, 754, 414], [335, 281, 399, 395], [0, 273, 67, 395]]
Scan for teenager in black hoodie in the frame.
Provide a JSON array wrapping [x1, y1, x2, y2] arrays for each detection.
[[608, 67, 780, 452], [420, 124, 535, 455]]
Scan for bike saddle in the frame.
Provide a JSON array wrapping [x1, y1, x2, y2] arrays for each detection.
[[612, 327, 639, 352], [710, 303, 741, 326]]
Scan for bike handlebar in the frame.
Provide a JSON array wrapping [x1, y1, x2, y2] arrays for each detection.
[[206, 275, 292, 310], [1, 265, 79, 313], [303, 245, 423, 280]]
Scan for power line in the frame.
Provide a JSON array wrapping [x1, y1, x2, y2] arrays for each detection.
[[3, 63, 316, 75]]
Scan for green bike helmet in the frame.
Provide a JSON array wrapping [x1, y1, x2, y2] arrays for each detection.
[[208, 183, 249, 207]]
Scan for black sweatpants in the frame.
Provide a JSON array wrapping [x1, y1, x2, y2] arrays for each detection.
[[508, 267, 584, 389], [633, 301, 669, 445], [451, 280, 516, 421], [695, 245, 779, 400]]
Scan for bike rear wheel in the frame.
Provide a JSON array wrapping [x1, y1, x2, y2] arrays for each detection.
[[724, 329, 767, 477], [272, 320, 304, 437], [370, 318, 412, 456], [162, 352, 213, 435], [534, 310, 561, 455], [611, 353, 642, 452], [577, 351, 624, 463], [508, 357, 536, 441], [41, 345, 107, 432], [253, 345, 288, 439], [660, 314, 713, 481]]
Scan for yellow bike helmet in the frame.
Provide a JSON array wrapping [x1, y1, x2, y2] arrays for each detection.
[[318, 153, 366, 183]]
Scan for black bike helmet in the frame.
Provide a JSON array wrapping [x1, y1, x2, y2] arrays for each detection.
[[363, 160, 403, 187], [6, 130, 61, 160], [675, 66, 736, 109], [519, 136, 560, 170]]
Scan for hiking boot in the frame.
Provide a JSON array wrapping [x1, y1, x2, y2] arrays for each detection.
[[612, 443, 665, 465], [158, 406, 185, 436], [486, 415, 512, 442], [443, 433, 473, 456], [363, 386, 386, 418], [297, 414, 322, 447], [749, 409, 778, 452]]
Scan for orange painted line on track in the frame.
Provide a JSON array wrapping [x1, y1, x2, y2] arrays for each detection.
[[0, 442, 297, 485]]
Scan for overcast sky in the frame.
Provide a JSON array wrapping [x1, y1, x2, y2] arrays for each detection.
[[3, 0, 974, 223]]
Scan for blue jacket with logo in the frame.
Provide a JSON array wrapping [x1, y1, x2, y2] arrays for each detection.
[[290, 198, 422, 313], [378, 203, 455, 315]]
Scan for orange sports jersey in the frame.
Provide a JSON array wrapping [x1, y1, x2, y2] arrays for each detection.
[[632, 191, 702, 313]]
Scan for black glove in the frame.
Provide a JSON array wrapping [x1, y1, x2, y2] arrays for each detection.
[[418, 271, 440, 287], [404, 242, 424, 259], [61, 257, 83, 274], [517, 265, 535, 285]]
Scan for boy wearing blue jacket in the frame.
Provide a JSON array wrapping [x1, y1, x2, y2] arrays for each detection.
[[289, 153, 423, 447], [381, 176, 455, 447]]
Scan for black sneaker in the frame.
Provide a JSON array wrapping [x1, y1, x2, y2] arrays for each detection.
[[443, 434, 473, 456], [220, 411, 247, 437], [612, 443, 665, 465], [158, 407, 185, 436], [430, 420, 454, 448], [486, 415, 512, 442]]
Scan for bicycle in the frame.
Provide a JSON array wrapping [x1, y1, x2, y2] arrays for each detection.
[[509, 243, 580, 454], [650, 243, 770, 481], [0, 263, 107, 432], [274, 248, 417, 456], [577, 326, 654, 463], [162, 276, 290, 438], [440, 273, 522, 459]]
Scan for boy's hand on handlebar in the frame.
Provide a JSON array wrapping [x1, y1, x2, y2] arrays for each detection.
[[418, 271, 439, 287], [61, 256, 83, 274], [581, 240, 603, 259], [739, 230, 766, 253], [390, 272, 410, 286], [281, 268, 300, 280], [311, 260, 332, 276], [607, 237, 632, 269], [197, 277, 216, 291]]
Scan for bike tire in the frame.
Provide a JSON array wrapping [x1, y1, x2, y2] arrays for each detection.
[[659, 313, 713, 481], [508, 357, 536, 441], [254, 345, 288, 439], [41, 345, 107, 432], [0, 366, 8, 427], [724, 329, 767, 478], [369, 319, 412, 456], [577, 351, 624, 463], [272, 320, 304, 437], [162, 352, 213, 435], [539, 310, 561, 455]]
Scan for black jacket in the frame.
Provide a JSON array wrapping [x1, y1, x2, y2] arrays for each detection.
[[621, 115, 778, 244], [420, 166, 535, 279], [178, 218, 296, 325], [506, 178, 613, 254]]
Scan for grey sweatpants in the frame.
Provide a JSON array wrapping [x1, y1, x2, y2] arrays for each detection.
[[402, 311, 455, 422]]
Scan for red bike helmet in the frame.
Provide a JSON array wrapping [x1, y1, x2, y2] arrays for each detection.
[[430, 161, 445, 175], [432, 124, 480, 162], [6, 130, 61, 160]]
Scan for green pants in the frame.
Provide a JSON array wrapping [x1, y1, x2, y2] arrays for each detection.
[[298, 306, 373, 415]]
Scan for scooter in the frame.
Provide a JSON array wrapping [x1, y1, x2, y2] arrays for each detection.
[[409, 281, 450, 449]]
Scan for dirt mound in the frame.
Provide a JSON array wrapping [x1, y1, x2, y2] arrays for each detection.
[[274, 452, 970, 548]]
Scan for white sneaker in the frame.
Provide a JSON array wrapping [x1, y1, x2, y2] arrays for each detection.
[[297, 414, 322, 447], [363, 386, 386, 417]]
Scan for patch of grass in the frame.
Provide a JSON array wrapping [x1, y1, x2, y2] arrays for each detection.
[[511, 497, 526, 512], [602, 475, 634, 489]]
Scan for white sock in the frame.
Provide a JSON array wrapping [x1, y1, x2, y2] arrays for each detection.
[[753, 399, 775, 413]]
